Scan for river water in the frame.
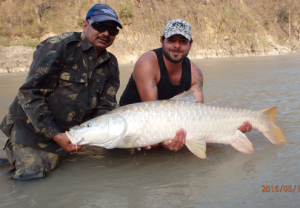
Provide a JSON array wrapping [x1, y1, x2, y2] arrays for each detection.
[[0, 54, 299, 207]]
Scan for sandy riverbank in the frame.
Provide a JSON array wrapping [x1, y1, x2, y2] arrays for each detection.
[[0, 45, 299, 74]]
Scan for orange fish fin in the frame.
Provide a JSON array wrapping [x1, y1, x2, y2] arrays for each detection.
[[263, 124, 287, 144], [261, 107, 277, 121], [260, 107, 287, 144]]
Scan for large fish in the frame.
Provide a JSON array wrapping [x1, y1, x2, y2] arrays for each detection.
[[66, 91, 287, 158]]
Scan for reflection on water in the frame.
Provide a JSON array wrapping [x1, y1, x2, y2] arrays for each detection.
[[0, 54, 300, 207]]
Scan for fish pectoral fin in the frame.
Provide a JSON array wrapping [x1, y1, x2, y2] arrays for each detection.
[[122, 134, 142, 148], [185, 136, 206, 159], [230, 130, 254, 153], [125, 148, 135, 154]]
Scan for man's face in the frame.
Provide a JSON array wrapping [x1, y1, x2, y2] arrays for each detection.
[[83, 20, 118, 51], [161, 34, 192, 63]]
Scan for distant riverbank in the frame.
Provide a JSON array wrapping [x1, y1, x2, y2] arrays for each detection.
[[0, 45, 299, 74]]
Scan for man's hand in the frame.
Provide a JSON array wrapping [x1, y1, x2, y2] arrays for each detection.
[[136, 128, 186, 151], [161, 128, 186, 151], [238, 121, 252, 133], [136, 144, 158, 151], [53, 133, 83, 153]]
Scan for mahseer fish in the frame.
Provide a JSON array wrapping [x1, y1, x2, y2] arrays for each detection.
[[66, 91, 287, 158]]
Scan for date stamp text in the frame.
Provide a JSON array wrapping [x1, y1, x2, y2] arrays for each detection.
[[262, 185, 300, 192]]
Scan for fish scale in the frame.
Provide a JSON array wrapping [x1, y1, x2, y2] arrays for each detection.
[[66, 91, 287, 159]]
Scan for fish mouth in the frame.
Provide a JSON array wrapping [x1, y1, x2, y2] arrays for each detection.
[[66, 130, 84, 145]]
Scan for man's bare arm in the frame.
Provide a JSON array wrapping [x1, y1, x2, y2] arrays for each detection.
[[189, 61, 204, 103], [133, 51, 159, 102], [132, 51, 160, 151]]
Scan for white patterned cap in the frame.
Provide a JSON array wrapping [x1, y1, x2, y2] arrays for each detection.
[[163, 19, 192, 41]]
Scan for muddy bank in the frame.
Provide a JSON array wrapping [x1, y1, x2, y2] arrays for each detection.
[[0, 45, 299, 74], [0, 46, 34, 74]]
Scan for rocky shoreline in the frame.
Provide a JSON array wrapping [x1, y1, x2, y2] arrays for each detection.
[[0, 45, 299, 74]]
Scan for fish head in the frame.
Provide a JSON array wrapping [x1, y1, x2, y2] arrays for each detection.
[[71, 116, 109, 140], [66, 113, 126, 149]]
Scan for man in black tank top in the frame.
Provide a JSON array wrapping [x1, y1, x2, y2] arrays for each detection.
[[120, 19, 196, 106], [120, 19, 252, 152]]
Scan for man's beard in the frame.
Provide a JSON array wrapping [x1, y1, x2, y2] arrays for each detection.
[[162, 46, 189, 63]]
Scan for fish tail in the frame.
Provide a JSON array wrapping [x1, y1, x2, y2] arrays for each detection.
[[185, 136, 206, 159], [261, 107, 287, 144], [231, 130, 254, 153], [261, 106, 276, 121], [263, 124, 287, 144]]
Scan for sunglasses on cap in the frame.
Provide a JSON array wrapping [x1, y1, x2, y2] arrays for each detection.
[[88, 19, 119, 36]]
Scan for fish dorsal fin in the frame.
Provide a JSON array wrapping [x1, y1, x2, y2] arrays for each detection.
[[170, 90, 198, 102]]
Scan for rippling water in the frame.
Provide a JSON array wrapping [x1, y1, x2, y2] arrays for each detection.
[[0, 54, 299, 207]]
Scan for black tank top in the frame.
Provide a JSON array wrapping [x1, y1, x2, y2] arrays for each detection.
[[119, 47, 191, 106]]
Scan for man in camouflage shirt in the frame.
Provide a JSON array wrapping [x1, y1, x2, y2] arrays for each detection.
[[0, 4, 122, 180]]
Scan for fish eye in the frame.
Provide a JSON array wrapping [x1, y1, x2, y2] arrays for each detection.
[[87, 123, 91, 127]]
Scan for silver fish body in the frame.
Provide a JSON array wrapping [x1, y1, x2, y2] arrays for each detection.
[[66, 91, 287, 158]]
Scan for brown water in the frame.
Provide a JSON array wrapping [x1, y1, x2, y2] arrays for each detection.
[[0, 54, 299, 207]]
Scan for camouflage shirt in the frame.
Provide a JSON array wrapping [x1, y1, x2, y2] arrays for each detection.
[[0, 32, 120, 156]]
